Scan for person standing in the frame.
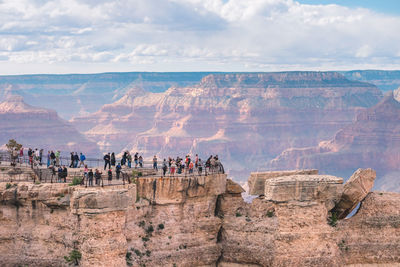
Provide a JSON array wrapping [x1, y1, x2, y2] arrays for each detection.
[[104, 153, 111, 170], [47, 151, 51, 167], [79, 153, 86, 168], [69, 152, 74, 168], [39, 149, 43, 165], [111, 152, 116, 167], [88, 169, 94, 187], [84, 165, 88, 183], [153, 155, 158, 171], [73, 152, 79, 168], [50, 151, 56, 166], [162, 159, 167, 177], [55, 150, 60, 167], [189, 161, 194, 174], [19, 147, 24, 164], [197, 159, 203, 175], [134, 153, 138, 168], [170, 160, 176, 177], [107, 168, 112, 185], [116, 163, 121, 180], [95, 169, 101, 186], [138, 155, 143, 168], [62, 166, 68, 183], [127, 152, 132, 168]]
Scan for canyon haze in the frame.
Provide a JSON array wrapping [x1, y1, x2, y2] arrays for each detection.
[[1, 71, 399, 190]]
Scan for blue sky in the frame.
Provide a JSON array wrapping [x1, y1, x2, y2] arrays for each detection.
[[298, 0, 400, 15], [0, 0, 399, 74]]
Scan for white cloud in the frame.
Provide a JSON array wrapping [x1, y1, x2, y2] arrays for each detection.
[[0, 0, 399, 73]]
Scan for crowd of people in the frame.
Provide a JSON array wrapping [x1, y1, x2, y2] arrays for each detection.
[[3, 146, 224, 185]]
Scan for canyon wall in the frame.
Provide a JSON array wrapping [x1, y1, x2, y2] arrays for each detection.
[[1, 171, 400, 267], [270, 92, 400, 183], [0, 95, 99, 155], [71, 72, 382, 180]]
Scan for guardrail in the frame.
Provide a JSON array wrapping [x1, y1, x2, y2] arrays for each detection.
[[0, 151, 225, 186]]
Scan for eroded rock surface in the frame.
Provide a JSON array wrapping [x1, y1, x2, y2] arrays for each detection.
[[264, 174, 343, 210], [0, 171, 399, 267], [248, 169, 318, 195], [333, 168, 376, 219]]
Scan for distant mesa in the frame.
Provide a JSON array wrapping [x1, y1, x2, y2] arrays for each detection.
[[269, 92, 400, 178], [0, 95, 99, 155]]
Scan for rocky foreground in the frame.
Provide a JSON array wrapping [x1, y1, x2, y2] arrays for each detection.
[[0, 169, 399, 267]]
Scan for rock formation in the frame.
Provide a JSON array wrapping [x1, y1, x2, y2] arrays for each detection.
[[270, 92, 400, 182], [248, 169, 318, 195], [0, 72, 209, 119], [0, 168, 399, 266], [71, 72, 382, 180], [333, 168, 376, 219], [0, 95, 99, 155]]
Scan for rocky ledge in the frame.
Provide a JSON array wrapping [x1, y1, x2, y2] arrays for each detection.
[[0, 169, 399, 267]]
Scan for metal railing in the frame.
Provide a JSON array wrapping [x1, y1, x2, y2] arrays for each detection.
[[0, 151, 225, 185]]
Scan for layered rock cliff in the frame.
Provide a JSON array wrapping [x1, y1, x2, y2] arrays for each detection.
[[71, 72, 382, 179], [270, 92, 400, 182], [1, 170, 399, 267], [0, 95, 99, 154]]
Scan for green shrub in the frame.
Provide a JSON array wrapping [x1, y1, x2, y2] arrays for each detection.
[[139, 221, 145, 228], [64, 249, 82, 265], [266, 210, 274, 217], [235, 212, 242, 217], [157, 223, 164, 230], [328, 211, 338, 227], [146, 225, 154, 234], [5, 183, 12, 189], [69, 177, 81, 186], [126, 251, 133, 266], [142, 236, 149, 242], [145, 250, 151, 257], [133, 249, 142, 257]]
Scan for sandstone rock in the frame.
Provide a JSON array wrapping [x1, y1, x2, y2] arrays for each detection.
[[71, 185, 135, 214], [333, 168, 376, 219], [136, 174, 226, 205], [248, 169, 318, 195], [264, 174, 343, 210], [337, 192, 400, 265], [226, 179, 245, 194]]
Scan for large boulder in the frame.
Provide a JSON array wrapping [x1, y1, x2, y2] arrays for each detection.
[[264, 174, 343, 210], [248, 169, 318, 195], [226, 179, 245, 194], [333, 168, 376, 219]]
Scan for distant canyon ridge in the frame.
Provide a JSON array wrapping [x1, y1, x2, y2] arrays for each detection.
[[0, 71, 400, 191]]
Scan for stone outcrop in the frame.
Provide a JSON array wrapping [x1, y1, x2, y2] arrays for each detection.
[[337, 192, 400, 265], [0, 170, 399, 267], [0, 182, 136, 267], [333, 168, 376, 219], [264, 174, 343, 210], [248, 169, 318, 195]]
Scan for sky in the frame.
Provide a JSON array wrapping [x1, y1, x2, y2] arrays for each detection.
[[0, 0, 400, 74]]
